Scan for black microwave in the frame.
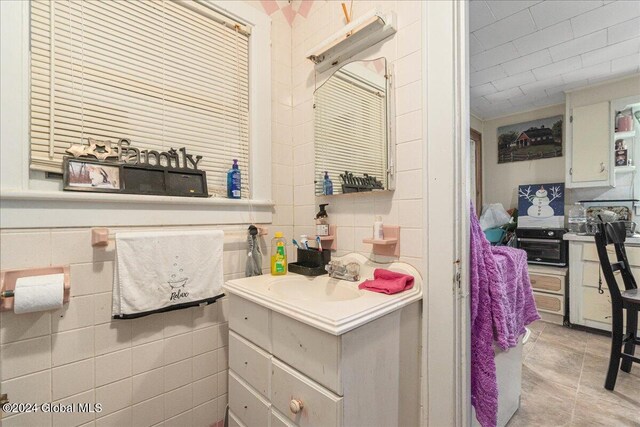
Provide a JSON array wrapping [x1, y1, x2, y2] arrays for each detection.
[[515, 228, 568, 267]]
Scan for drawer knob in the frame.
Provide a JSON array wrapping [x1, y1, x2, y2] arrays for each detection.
[[289, 399, 304, 414]]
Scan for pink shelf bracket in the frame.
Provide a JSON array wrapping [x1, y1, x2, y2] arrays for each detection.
[[362, 225, 400, 257], [318, 225, 338, 251]]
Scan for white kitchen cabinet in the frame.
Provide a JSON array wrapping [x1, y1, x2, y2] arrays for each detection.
[[566, 101, 613, 188], [226, 293, 421, 427], [567, 238, 640, 335], [566, 92, 640, 191]]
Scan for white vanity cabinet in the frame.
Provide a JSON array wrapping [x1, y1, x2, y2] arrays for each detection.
[[226, 294, 421, 427]]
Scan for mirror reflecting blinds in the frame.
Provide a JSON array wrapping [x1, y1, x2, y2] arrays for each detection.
[[314, 71, 387, 195], [30, 0, 250, 196]]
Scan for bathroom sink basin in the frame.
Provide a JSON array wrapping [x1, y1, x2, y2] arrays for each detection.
[[224, 253, 423, 335], [266, 275, 362, 302]]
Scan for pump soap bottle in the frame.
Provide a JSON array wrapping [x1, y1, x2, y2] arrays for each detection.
[[315, 204, 330, 236], [323, 171, 334, 195], [227, 159, 241, 199]]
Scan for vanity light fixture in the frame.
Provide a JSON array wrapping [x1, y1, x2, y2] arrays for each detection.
[[306, 9, 397, 73]]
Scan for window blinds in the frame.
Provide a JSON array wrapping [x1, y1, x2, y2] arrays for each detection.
[[30, 0, 250, 196], [314, 72, 387, 195]]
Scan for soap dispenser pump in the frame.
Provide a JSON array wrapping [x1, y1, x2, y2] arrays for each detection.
[[323, 171, 334, 195], [315, 204, 330, 236]]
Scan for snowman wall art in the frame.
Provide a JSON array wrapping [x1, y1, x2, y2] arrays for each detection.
[[518, 182, 565, 228]]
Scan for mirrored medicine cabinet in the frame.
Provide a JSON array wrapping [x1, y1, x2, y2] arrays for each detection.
[[313, 57, 395, 196]]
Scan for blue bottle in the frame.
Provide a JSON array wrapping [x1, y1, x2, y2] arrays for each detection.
[[323, 171, 333, 195], [227, 159, 241, 199]]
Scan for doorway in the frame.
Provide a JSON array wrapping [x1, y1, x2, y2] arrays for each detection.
[[470, 129, 482, 215]]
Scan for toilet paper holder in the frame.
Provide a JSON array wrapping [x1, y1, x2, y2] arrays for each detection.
[[0, 266, 71, 311]]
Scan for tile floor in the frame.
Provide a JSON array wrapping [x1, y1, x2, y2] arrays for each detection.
[[507, 320, 640, 427]]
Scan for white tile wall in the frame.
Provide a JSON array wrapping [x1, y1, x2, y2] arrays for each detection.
[[0, 2, 294, 426], [0, 228, 235, 426], [289, 0, 425, 274]]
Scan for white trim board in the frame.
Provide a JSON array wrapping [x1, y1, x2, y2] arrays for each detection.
[[0, 190, 273, 228], [423, 0, 471, 425]]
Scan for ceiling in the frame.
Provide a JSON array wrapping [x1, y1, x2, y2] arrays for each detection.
[[469, 0, 640, 120]]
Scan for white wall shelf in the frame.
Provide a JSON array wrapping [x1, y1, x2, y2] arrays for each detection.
[[614, 165, 636, 174], [362, 225, 400, 257], [614, 130, 636, 139]]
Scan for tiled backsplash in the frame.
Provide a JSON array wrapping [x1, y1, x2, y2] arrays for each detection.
[[0, 227, 264, 427], [290, 0, 425, 275]]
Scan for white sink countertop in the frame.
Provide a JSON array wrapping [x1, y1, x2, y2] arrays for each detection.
[[223, 253, 422, 335], [564, 232, 640, 244]]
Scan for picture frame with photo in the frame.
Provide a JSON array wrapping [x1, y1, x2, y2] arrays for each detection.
[[497, 115, 563, 164], [63, 158, 122, 193]]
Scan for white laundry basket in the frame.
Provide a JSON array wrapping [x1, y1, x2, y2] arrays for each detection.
[[472, 327, 531, 427]]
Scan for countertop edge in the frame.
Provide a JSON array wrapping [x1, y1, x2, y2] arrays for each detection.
[[564, 232, 640, 244], [222, 281, 423, 336]]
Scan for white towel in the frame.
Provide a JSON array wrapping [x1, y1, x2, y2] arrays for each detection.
[[112, 230, 224, 319]]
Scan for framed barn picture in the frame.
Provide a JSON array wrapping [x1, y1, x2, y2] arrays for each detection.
[[497, 115, 563, 164]]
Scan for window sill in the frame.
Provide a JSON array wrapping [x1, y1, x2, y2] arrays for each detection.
[[0, 190, 274, 229], [0, 190, 274, 206]]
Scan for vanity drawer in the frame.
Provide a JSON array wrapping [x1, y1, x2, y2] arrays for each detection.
[[529, 274, 563, 294], [229, 294, 271, 352], [533, 291, 564, 315], [228, 370, 270, 427], [271, 358, 343, 427], [228, 410, 246, 427], [271, 408, 297, 427], [229, 331, 271, 398], [272, 311, 341, 395]]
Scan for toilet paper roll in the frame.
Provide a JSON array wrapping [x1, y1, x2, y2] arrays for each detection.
[[14, 273, 64, 314]]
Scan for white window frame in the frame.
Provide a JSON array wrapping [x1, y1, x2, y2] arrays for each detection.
[[0, 0, 272, 228]]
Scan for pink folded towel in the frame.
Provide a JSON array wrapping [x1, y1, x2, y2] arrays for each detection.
[[358, 269, 415, 295]]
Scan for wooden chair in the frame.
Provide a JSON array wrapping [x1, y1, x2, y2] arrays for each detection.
[[593, 221, 640, 391]]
